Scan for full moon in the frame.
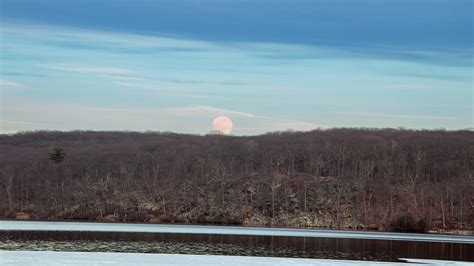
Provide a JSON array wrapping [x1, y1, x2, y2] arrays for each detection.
[[213, 116, 233, 135]]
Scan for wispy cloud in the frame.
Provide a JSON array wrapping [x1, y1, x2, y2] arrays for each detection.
[[46, 64, 141, 81], [115, 82, 159, 90], [115, 82, 230, 100], [160, 78, 247, 87], [375, 84, 438, 91], [71, 104, 256, 118], [244, 120, 320, 133], [0, 79, 25, 89], [333, 111, 457, 120], [2, 72, 45, 78], [165, 105, 256, 118], [0, 119, 49, 126]]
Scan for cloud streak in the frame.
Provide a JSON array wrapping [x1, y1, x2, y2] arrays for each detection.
[[0, 79, 25, 89], [46, 64, 141, 81], [333, 112, 457, 121], [0, 119, 49, 126], [166, 105, 256, 118]]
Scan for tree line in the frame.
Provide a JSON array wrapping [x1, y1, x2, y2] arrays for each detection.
[[0, 128, 472, 232]]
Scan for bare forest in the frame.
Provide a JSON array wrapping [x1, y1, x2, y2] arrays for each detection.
[[1, 129, 473, 233]]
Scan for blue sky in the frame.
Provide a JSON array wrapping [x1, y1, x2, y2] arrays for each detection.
[[0, 0, 472, 134]]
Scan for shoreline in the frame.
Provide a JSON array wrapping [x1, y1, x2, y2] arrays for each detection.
[[2, 220, 473, 244], [3, 217, 473, 235]]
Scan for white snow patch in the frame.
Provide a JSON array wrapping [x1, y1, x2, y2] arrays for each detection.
[[0, 251, 407, 265], [399, 258, 473, 265]]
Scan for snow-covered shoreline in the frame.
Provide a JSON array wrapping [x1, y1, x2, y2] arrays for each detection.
[[0, 251, 406, 265], [2, 251, 473, 265], [1, 220, 473, 244]]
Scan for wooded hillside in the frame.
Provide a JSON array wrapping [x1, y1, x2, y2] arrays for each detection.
[[1, 129, 472, 232]]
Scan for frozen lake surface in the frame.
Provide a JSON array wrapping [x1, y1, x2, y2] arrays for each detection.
[[1, 220, 473, 244], [1, 251, 459, 265], [2, 251, 472, 265]]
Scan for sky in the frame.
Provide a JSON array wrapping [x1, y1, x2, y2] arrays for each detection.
[[0, 0, 472, 134]]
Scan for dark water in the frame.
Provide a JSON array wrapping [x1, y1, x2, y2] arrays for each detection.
[[1, 230, 473, 262]]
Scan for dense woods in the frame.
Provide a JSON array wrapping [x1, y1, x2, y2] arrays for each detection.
[[0, 129, 473, 233]]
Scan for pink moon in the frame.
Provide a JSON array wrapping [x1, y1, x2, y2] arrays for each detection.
[[213, 116, 233, 134]]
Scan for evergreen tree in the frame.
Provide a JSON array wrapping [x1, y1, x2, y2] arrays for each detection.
[[49, 146, 65, 163]]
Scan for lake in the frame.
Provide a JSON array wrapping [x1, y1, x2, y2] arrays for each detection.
[[1, 221, 473, 262]]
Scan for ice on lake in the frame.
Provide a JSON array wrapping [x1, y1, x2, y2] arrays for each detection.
[[1, 220, 473, 244], [0, 251, 414, 265]]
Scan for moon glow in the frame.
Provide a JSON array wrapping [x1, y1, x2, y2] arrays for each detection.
[[213, 116, 233, 134]]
